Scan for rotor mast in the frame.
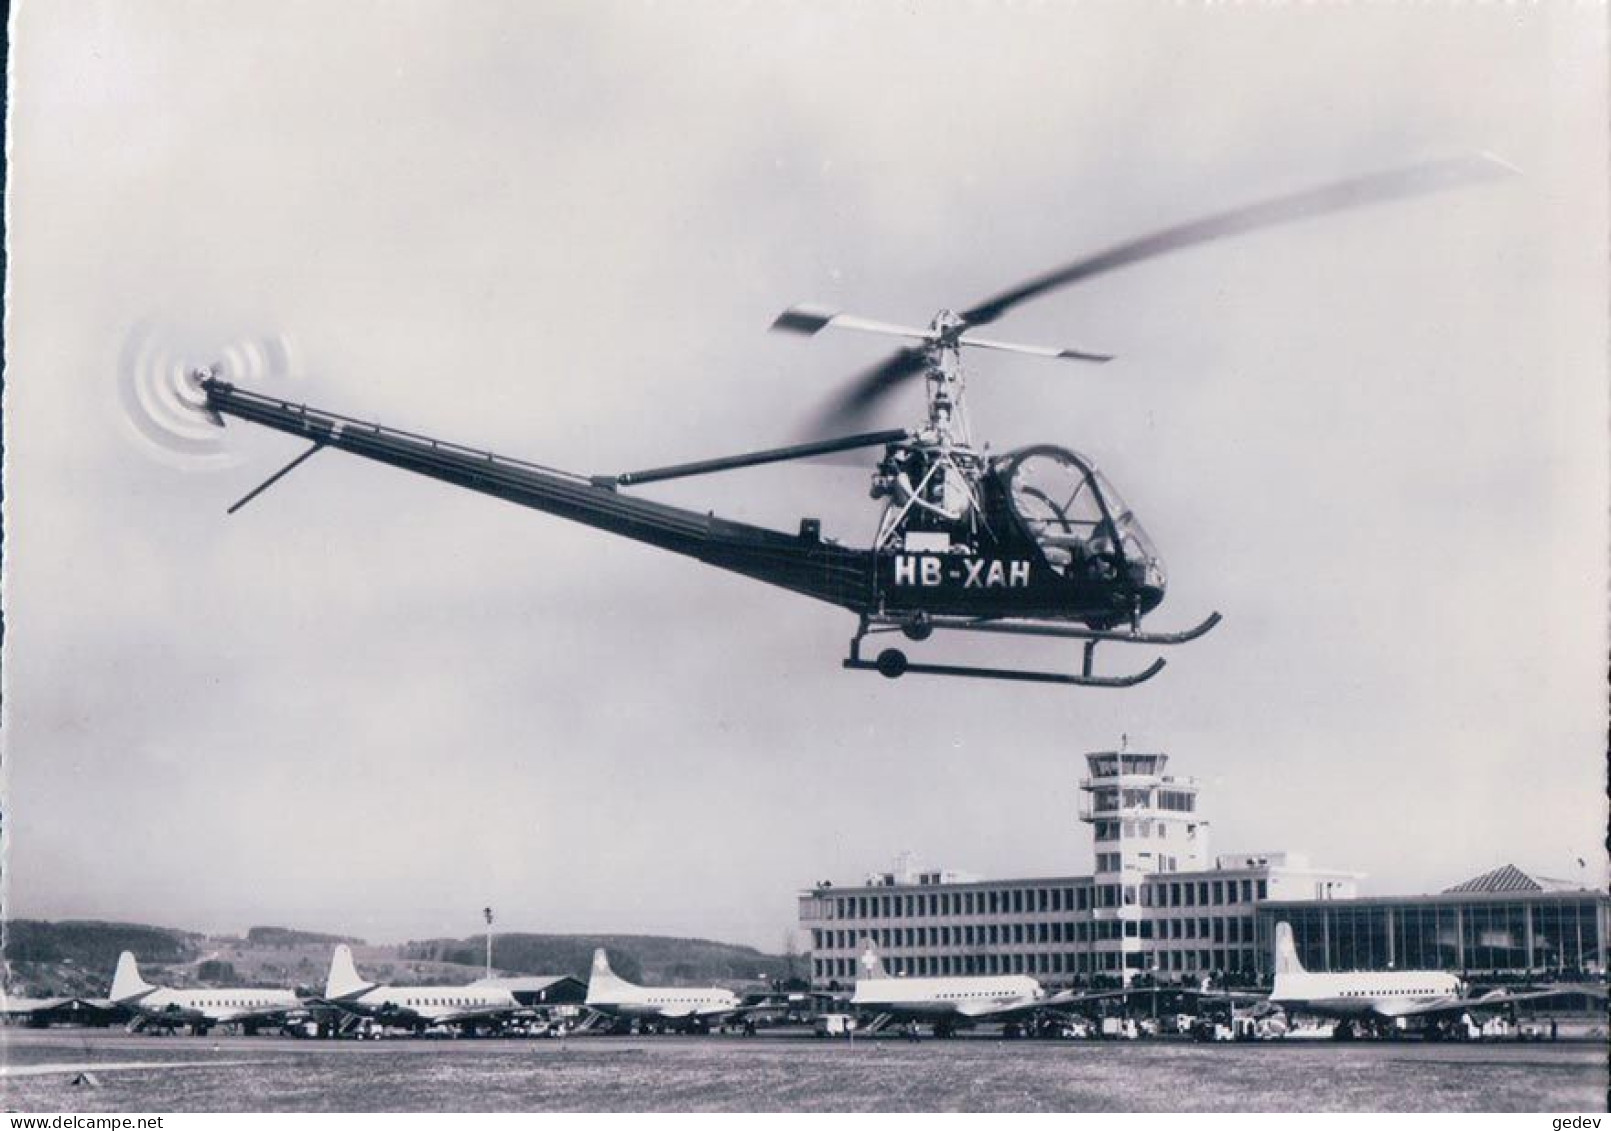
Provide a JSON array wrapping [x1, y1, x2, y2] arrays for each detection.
[[920, 309, 973, 450], [869, 309, 988, 548], [770, 301, 1107, 550]]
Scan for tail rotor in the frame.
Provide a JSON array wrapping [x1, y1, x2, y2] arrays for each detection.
[[117, 320, 301, 470]]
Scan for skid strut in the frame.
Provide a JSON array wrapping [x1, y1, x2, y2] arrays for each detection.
[[843, 611, 1220, 688]]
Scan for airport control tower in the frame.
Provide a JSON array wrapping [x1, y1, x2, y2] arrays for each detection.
[[1079, 740, 1210, 979]]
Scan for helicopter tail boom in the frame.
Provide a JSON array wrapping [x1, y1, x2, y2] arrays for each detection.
[[200, 377, 878, 611]]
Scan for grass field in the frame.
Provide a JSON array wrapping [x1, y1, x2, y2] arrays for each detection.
[[2, 1030, 1605, 1112]]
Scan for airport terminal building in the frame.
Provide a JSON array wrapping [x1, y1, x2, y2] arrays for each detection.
[[1258, 865, 1609, 978], [797, 745, 1608, 989]]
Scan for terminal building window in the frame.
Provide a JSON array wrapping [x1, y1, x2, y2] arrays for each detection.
[[1464, 903, 1529, 971]]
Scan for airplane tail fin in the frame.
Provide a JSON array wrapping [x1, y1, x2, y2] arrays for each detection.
[[589, 948, 629, 987], [586, 948, 636, 1003], [110, 951, 154, 1001], [1273, 922, 1305, 977], [325, 945, 369, 999], [857, 939, 889, 980]]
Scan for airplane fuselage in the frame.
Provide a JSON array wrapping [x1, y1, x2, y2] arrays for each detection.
[[343, 985, 518, 1024], [1271, 970, 1463, 1019], [585, 991, 742, 1021], [852, 974, 1042, 1019], [119, 986, 301, 1028]]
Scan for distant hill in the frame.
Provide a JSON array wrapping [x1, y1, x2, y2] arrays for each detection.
[[3, 920, 205, 999], [245, 926, 364, 948], [402, 933, 798, 987], [5, 920, 201, 969], [4, 920, 794, 996]]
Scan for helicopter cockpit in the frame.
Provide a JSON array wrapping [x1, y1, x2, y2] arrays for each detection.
[[995, 446, 1166, 593]]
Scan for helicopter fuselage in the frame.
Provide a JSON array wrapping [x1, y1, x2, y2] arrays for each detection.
[[201, 379, 1159, 634]]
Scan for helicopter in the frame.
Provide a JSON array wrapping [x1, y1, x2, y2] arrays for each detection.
[[172, 154, 1510, 688]]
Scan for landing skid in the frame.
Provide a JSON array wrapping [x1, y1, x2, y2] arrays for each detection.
[[843, 611, 1220, 688]]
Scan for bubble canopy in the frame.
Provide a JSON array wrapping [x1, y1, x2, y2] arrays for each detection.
[[995, 445, 1166, 592]]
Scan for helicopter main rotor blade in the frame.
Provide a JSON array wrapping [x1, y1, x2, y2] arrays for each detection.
[[773, 305, 938, 345], [807, 350, 928, 437], [958, 152, 1516, 326], [597, 428, 911, 488], [778, 304, 1112, 363], [956, 333, 1113, 364], [813, 152, 1516, 433]]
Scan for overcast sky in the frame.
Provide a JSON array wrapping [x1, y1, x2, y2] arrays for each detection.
[[6, 2, 1606, 952]]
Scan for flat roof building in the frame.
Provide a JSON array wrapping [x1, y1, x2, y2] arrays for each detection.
[[798, 743, 1359, 988], [798, 745, 1609, 990]]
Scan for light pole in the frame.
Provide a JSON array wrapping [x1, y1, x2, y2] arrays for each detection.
[[484, 906, 494, 981]]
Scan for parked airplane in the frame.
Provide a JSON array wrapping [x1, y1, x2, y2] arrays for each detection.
[[850, 942, 1065, 1037], [109, 951, 303, 1036], [1268, 922, 1602, 1037], [584, 948, 754, 1032], [321, 944, 532, 1034]]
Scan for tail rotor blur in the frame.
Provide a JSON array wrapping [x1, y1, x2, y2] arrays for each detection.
[[117, 320, 301, 470]]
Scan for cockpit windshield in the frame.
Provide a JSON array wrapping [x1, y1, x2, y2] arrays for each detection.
[[997, 446, 1165, 588]]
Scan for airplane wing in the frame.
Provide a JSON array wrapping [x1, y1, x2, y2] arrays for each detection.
[[307, 996, 375, 1019], [907, 986, 1223, 1023], [652, 1005, 703, 1020], [737, 990, 846, 1017], [208, 1003, 310, 1023], [128, 1003, 207, 1029], [1042, 986, 1267, 1010], [1379, 985, 1608, 1020], [956, 996, 1069, 1022], [1158, 987, 1271, 1007], [307, 996, 433, 1030], [429, 1003, 539, 1027], [314, 999, 532, 1029]]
